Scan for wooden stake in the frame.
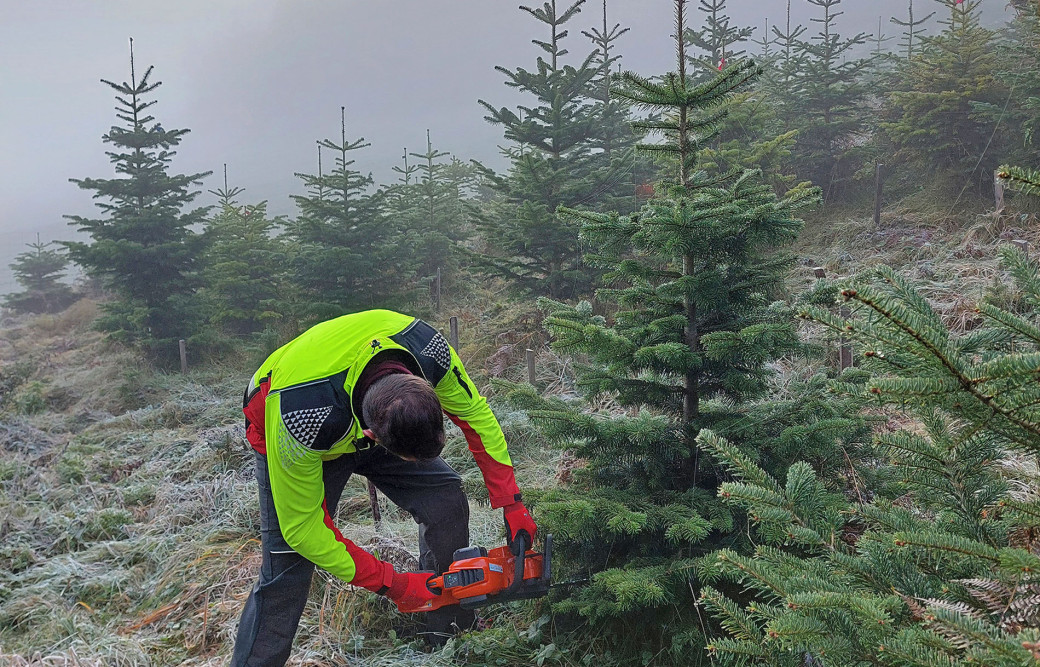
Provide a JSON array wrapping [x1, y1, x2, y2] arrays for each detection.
[[526, 348, 536, 386], [434, 267, 442, 311], [449, 316, 459, 350], [995, 169, 1006, 212], [839, 306, 853, 371], [367, 481, 381, 525], [1012, 239, 1029, 253], [813, 267, 827, 279], [179, 339, 187, 374], [874, 163, 884, 228]]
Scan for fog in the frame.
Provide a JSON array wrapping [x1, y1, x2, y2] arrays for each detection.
[[0, 0, 1013, 291]]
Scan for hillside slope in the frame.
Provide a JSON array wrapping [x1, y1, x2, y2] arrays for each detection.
[[0, 300, 559, 666], [1, 208, 1037, 665]]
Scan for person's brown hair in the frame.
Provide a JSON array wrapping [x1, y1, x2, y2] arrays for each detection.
[[361, 374, 445, 460]]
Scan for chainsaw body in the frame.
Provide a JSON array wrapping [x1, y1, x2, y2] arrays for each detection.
[[399, 534, 552, 613]]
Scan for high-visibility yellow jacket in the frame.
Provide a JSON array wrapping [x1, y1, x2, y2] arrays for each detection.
[[243, 309, 521, 590]]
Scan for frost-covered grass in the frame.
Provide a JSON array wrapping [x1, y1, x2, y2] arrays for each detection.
[[5, 208, 1036, 665], [0, 303, 564, 666], [794, 206, 1040, 333]]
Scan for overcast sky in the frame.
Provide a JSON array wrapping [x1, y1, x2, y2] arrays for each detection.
[[0, 0, 1013, 291]]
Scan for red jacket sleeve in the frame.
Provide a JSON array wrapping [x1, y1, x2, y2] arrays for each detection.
[[436, 348, 521, 508]]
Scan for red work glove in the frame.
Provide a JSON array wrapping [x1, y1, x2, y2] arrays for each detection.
[[503, 501, 537, 553], [385, 570, 438, 612]]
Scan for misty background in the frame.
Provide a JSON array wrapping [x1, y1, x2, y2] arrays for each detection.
[[0, 0, 1012, 291]]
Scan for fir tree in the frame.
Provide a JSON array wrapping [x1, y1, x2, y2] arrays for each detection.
[[474, 0, 610, 298], [757, 1, 809, 163], [285, 107, 408, 320], [771, 0, 809, 87], [783, 0, 872, 201], [984, 6, 1040, 166], [891, 0, 936, 61], [199, 167, 287, 335], [384, 131, 479, 289], [4, 236, 76, 314], [581, 1, 630, 159], [390, 146, 419, 185], [873, 16, 893, 62], [881, 0, 1006, 192], [500, 1, 823, 658], [64, 40, 211, 356], [580, 0, 652, 216], [750, 18, 775, 64], [700, 255, 1040, 666], [681, 0, 801, 191], [683, 0, 755, 77]]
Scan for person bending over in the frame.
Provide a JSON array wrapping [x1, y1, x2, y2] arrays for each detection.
[[232, 309, 536, 665]]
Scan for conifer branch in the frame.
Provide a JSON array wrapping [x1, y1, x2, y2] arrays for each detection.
[[844, 285, 1040, 443], [892, 532, 1002, 563], [997, 165, 1040, 197]]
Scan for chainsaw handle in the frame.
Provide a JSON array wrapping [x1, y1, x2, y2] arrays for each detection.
[[426, 573, 444, 596], [505, 532, 530, 596], [509, 530, 531, 557]]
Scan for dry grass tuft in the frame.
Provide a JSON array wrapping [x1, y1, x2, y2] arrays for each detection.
[[794, 209, 1040, 335]]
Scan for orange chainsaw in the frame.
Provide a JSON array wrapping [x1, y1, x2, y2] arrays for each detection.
[[398, 534, 553, 613]]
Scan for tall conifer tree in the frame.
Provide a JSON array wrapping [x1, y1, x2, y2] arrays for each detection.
[[4, 237, 76, 314], [685, 1, 799, 192], [580, 0, 652, 215], [882, 0, 1006, 191], [761, 2, 808, 135], [891, 0, 936, 61], [65, 40, 211, 355], [582, 0, 630, 160], [385, 131, 480, 289], [286, 107, 406, 320], [985, 5, 1040, 168], [784, 0, 872, 201], [200, 167, 286, 334], [772, 0, 809, 87], [679, 0, 796, 195], [474, 0, 608, 299], [872, 16, 894, 62], [502, 1, 821, 658]]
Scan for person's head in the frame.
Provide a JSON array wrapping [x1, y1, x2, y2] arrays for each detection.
[[361, 374, 445, 461]]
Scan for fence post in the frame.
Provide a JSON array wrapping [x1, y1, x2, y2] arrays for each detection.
[[874, 163, 884, 228], [995, 169, 1006, 212], [449, 316, 459, 350], [526, 348, 536, 386], [179, 339, 187, 374]]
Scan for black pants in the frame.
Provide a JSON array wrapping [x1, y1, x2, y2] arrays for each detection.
[[231, 447, 470, 666]]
